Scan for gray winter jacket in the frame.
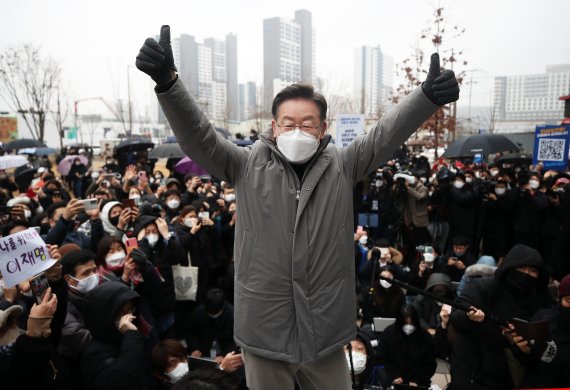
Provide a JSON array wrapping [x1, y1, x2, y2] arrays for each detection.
[[157, 78, 437, 364]]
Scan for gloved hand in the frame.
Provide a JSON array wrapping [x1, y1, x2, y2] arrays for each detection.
[[135, 25, 177, 86], [422, 53, 460, 106], [129, 248, 151, 269]]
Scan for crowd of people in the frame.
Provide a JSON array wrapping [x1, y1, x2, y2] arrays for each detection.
[[1, 144, 569, 389]]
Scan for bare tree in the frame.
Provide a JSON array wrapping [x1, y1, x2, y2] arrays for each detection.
[[81, 114, 102, 147], [392, 6, 467, 158], [51, 87, 70, 149], [0, 44, 61, 142]]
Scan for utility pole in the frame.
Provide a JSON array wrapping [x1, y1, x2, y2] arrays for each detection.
[[127, 65, 133, 135]]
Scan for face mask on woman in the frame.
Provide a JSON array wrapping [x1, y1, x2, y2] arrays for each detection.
[[402, 324, 416, 335], [529, 179, 540, 189], [166, 362, 189, 383], [453, 180, 464, 189], [167, 199, 180, 209], [345, 351, 367, 375], [380, 280, 392, 289], [106, 251, 126, 270], [147, 234, 159, 247]]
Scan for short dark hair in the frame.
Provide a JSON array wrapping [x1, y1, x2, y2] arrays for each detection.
[[151, 339, 188, 373], [452, 236, 469, 246], [96, 236, 125, 267], [271, 83, 327, 122], [172, 367, 245, 390], [46, 201, 67, 220], [205, 288, 226, 315], [61, 249, 96, 277]]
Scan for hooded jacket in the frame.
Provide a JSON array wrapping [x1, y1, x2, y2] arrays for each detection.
[[157, 77, 437, 363], [80, 282, 148, 390], [448, 244, 552, 390], [456, 255, 497, 296], [413, 273, 454, 330]]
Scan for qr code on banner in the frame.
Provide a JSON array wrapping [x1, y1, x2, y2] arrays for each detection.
[[538, 138, 565, 161]]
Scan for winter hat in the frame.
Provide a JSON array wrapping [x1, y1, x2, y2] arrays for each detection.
[[7, 196, 30, 207], [0, 306, 22, 329], [133, 215, 158, 238], [476, 255, 497, 267], [101, 201, 121, 235], [559, 275, 570, 298]]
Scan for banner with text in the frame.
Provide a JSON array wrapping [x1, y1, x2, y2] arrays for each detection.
[[0, 117, 18, 145], [336, 114, 365, 148], [0, 228, 55, 287], [532, 124, 570, 171]]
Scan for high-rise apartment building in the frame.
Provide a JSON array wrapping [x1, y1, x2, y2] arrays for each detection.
[[263, 9, 315, 114], [239, 81, 257, 121], [354, 45, 394, 118], [493, 64, 570, 132], [167, 33, 238, 122]]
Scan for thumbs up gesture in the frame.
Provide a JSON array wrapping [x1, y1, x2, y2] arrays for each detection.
[[422, 53, 460, 106], [136, 25, 177, 86]]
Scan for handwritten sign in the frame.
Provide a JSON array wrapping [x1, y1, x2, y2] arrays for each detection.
[[0, 228, 55, 287], [336, 114, 365, 148]]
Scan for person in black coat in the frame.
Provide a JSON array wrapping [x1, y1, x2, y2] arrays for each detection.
[[67, 157, 87, 198], [446, 173, 479, 253], [361, 265, 405, 325], [513, 174, 548, 251], [188, 288, 236, 362], [379, 304, 436, 388], [480, 179, 516, 260], [80, 282, 154, 390], [522, 274, 570, 387], [448, 244, 553, 390], [134, 215, 186, 339]]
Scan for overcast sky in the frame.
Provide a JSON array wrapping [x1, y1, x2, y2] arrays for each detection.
[[1, 0, 569, 120]]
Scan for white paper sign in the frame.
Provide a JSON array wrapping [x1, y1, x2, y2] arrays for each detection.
[[336, 114, 365, 148], [0, 228, 55, 287]]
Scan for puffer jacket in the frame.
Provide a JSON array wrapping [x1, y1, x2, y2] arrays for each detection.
[[157, 77, 437, 364]]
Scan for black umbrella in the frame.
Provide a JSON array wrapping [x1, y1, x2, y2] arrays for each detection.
[[497, 151, 533, 166], [443, 134, 520, 159], [4, 138, 45, 152], [14, 167, 36, 192], [115, 136, 154, 152], [148, 143, 186, 159]]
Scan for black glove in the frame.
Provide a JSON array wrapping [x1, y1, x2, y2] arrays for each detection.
[[135, 25, 177, 86], [422, 53, 460, 106], [129, 248, 152, 270]]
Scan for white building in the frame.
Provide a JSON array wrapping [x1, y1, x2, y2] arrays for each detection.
[[354, 45, 394, 118], [493, 64, 570, 133], [263, 9, 315, 115]]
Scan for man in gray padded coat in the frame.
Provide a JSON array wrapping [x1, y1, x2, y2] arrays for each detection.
[[136, 26, 459, 389]]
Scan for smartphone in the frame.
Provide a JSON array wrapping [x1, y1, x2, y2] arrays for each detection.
[[125, 237, 138, 255], [122, 199, 136, 210], [103, 174, 116, 181], [138, 171, 148, 182], [30, 273, 49, 305], [81, 198, 98, 212]]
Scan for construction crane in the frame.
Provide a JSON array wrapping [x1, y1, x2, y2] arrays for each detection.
[[73, 97, 128, 143]]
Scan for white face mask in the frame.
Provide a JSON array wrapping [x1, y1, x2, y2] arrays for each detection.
[[91, 172, 100, 179], [490, 170, 499, 177], [359, 236, 368, 246], [453, 180, 464, 189], [475, 171, 481, 179], [380, 280, 392, 289], [130, 195, 141, 205], [345, 351, 367, 375], [147, 234, 159, 247], [402, 324, 416, 335], [529, 180, 539, 189], [465, 177, 473, 184], [166, 362, 189, 383], [224, 193, 236, 202], [423, 253, 435, 263], [183, 217, 193, 228], [420, 177, 427, 184], [167, 199, 180, 209], [106, 251, 126, 269], [198, 211, 210, 220], [24, 209, 32, 219], [69, 273, 99, 294], [495, 187, 506, 196], [375, 180, 383, 188], [276, 129, 319, 164]]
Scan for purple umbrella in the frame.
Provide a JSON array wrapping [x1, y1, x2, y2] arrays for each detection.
[[175, 156, 210, 177], [57, 155, 88, 176]]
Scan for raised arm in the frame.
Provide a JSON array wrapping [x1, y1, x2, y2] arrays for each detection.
[[342, 53, 459, 183], [136, 26, 249, 185]]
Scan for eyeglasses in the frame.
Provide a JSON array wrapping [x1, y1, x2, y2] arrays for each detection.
[[276, 122, 321, 133]]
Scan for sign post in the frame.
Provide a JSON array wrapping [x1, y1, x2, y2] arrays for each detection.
[[335, 114, 365, 148]]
